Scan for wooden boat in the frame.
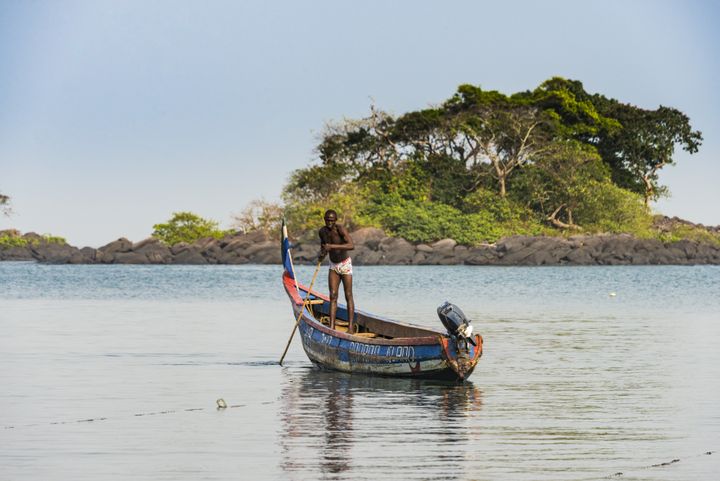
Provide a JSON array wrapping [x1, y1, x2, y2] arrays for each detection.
[[281, 223, 483, 381]]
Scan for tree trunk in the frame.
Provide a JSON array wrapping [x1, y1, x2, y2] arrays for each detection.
[[642, 174, 653, 210], [547, 205, 582, 231]]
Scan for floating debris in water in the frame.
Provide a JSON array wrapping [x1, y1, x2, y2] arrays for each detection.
[[605, 451, 715, 478], [216, 398, 227, 409]]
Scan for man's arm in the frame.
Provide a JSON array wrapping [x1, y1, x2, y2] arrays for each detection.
[[324, 225, 354, 251], [318, 228, 328, 260]]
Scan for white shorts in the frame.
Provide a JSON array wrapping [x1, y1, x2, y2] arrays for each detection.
[[329, 257, 353, 276]]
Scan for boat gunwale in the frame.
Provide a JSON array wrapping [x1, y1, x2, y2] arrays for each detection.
[[284, 272, 444, 347]]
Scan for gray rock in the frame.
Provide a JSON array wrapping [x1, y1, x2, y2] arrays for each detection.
[[411, 251, 428, 264], [98, 238, 133, 255], [252, 245, 281, 264], [132, 237, 159, 251], [348, 245, 370, 264], [353, 248, 384, 265], [431, 238, 457, 251], [243, 240, 276, 258], [562, 247, 596, 265], [378, 237, 415, 264], [32, 243, 80, 264], [222, 237, 253, 253], [0, 245, 34, 261], [225, 254, 251, 264], [464, 245, 499, 265], [191, 237, 221, 251], [113, 252, 150, 264], [131, 238, 171, 264], [200, 239, 225, 263], [292, 243, 319, 263], [415, 244, 433, 253], [496, 235, 530, 254], [172, 248, 208, 264], [170, 242, 190, 255], [351, 227, 386, 249], [79, 247, 98, 262]]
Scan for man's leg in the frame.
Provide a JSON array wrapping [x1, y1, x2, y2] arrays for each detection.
[[328, 269, 341, 329], [341, 274, 354, 334]]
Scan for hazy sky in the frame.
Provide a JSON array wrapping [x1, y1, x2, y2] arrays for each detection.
[[1, 0, 718, 247]]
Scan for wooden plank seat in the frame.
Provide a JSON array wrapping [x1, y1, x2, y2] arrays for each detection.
[[354, 332, 377, 338], [305, 299, 325, 305]]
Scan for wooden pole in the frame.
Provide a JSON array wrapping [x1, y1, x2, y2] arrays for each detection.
[[279, 258, 323, 366]]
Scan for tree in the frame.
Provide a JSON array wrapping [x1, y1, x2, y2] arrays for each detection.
[[152, 212, 230, 245], [444, 85, 552, 197], [281, 77, 699, 240], [534, 77, 702, 207], [317, 105, 401, 174], [0, 191, 10, 216], [232, 200, 283, 235], [514, 142, 610, 230], [591, 100, 702, 207]]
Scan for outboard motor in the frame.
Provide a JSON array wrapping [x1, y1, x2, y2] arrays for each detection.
[[437, 301, 476, 346]]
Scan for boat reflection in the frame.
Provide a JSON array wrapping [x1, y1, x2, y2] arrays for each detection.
[[279, 367, 482, 479]]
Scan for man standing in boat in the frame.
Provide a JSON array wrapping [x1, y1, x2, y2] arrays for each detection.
[[318, 209, 355, 334]]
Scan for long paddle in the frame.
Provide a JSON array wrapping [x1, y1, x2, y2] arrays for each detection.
[[279, 258, 323, 366]]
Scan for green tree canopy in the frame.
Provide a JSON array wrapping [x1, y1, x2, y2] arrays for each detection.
[[152, 212, 230, 245], [265, 77, 701, 243], [534, 77, 702, 205]]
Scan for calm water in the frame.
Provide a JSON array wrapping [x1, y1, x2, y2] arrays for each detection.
[[1, 262, 719, 480]]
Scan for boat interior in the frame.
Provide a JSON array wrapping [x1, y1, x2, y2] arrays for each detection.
[[303, 295, 442, 340]]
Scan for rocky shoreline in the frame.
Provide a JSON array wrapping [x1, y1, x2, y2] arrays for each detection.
[[2, 219, 720, 266]]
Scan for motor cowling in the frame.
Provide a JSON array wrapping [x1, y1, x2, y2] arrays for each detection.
[[437, 301, 476, 346]]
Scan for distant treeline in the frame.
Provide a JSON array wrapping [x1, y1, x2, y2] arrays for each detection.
[[249, 77, 702, 244]]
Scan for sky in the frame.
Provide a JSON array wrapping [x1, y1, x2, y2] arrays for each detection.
[[1, 0, 719, 247]]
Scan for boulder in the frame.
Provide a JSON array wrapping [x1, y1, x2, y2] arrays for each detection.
[[252, 245, 281, 264], [31, 242, 80, 264], [172, 248, 208, 264], [22, 232, 44, 243], [199, 239, 225, 263], [222, 237, 254, 253], [191, 236, 221, 251], [243, 240, 276, 258], [378, 237, 415, 264], [132, 239, 172, 264], [411, 251, 428, 264], [464, 245, 499, 265], [562, 247, 596, 265], [0, 245, 34, 261], [170, 242, 191, 255], [291, 243, 319, 263], [79, 247, 98, 262], [351, 227, 386, 250], [98, 237, 133, 255], [353, 247, 384, 265], [415, 244, 434, 253], [496, 235, 530, 254], [224, 254, 251, 264], [113, 251, 150, 264], [431, 238, 457, 251], [496, 237, 555, 265]]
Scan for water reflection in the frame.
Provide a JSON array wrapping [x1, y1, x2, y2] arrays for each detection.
[[279, 367, 482, 480]]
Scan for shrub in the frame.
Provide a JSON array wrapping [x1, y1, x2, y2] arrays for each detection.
[[574, 181, 654, 236], [362, 196, 548, 244], [152, 212, 231, 246]]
